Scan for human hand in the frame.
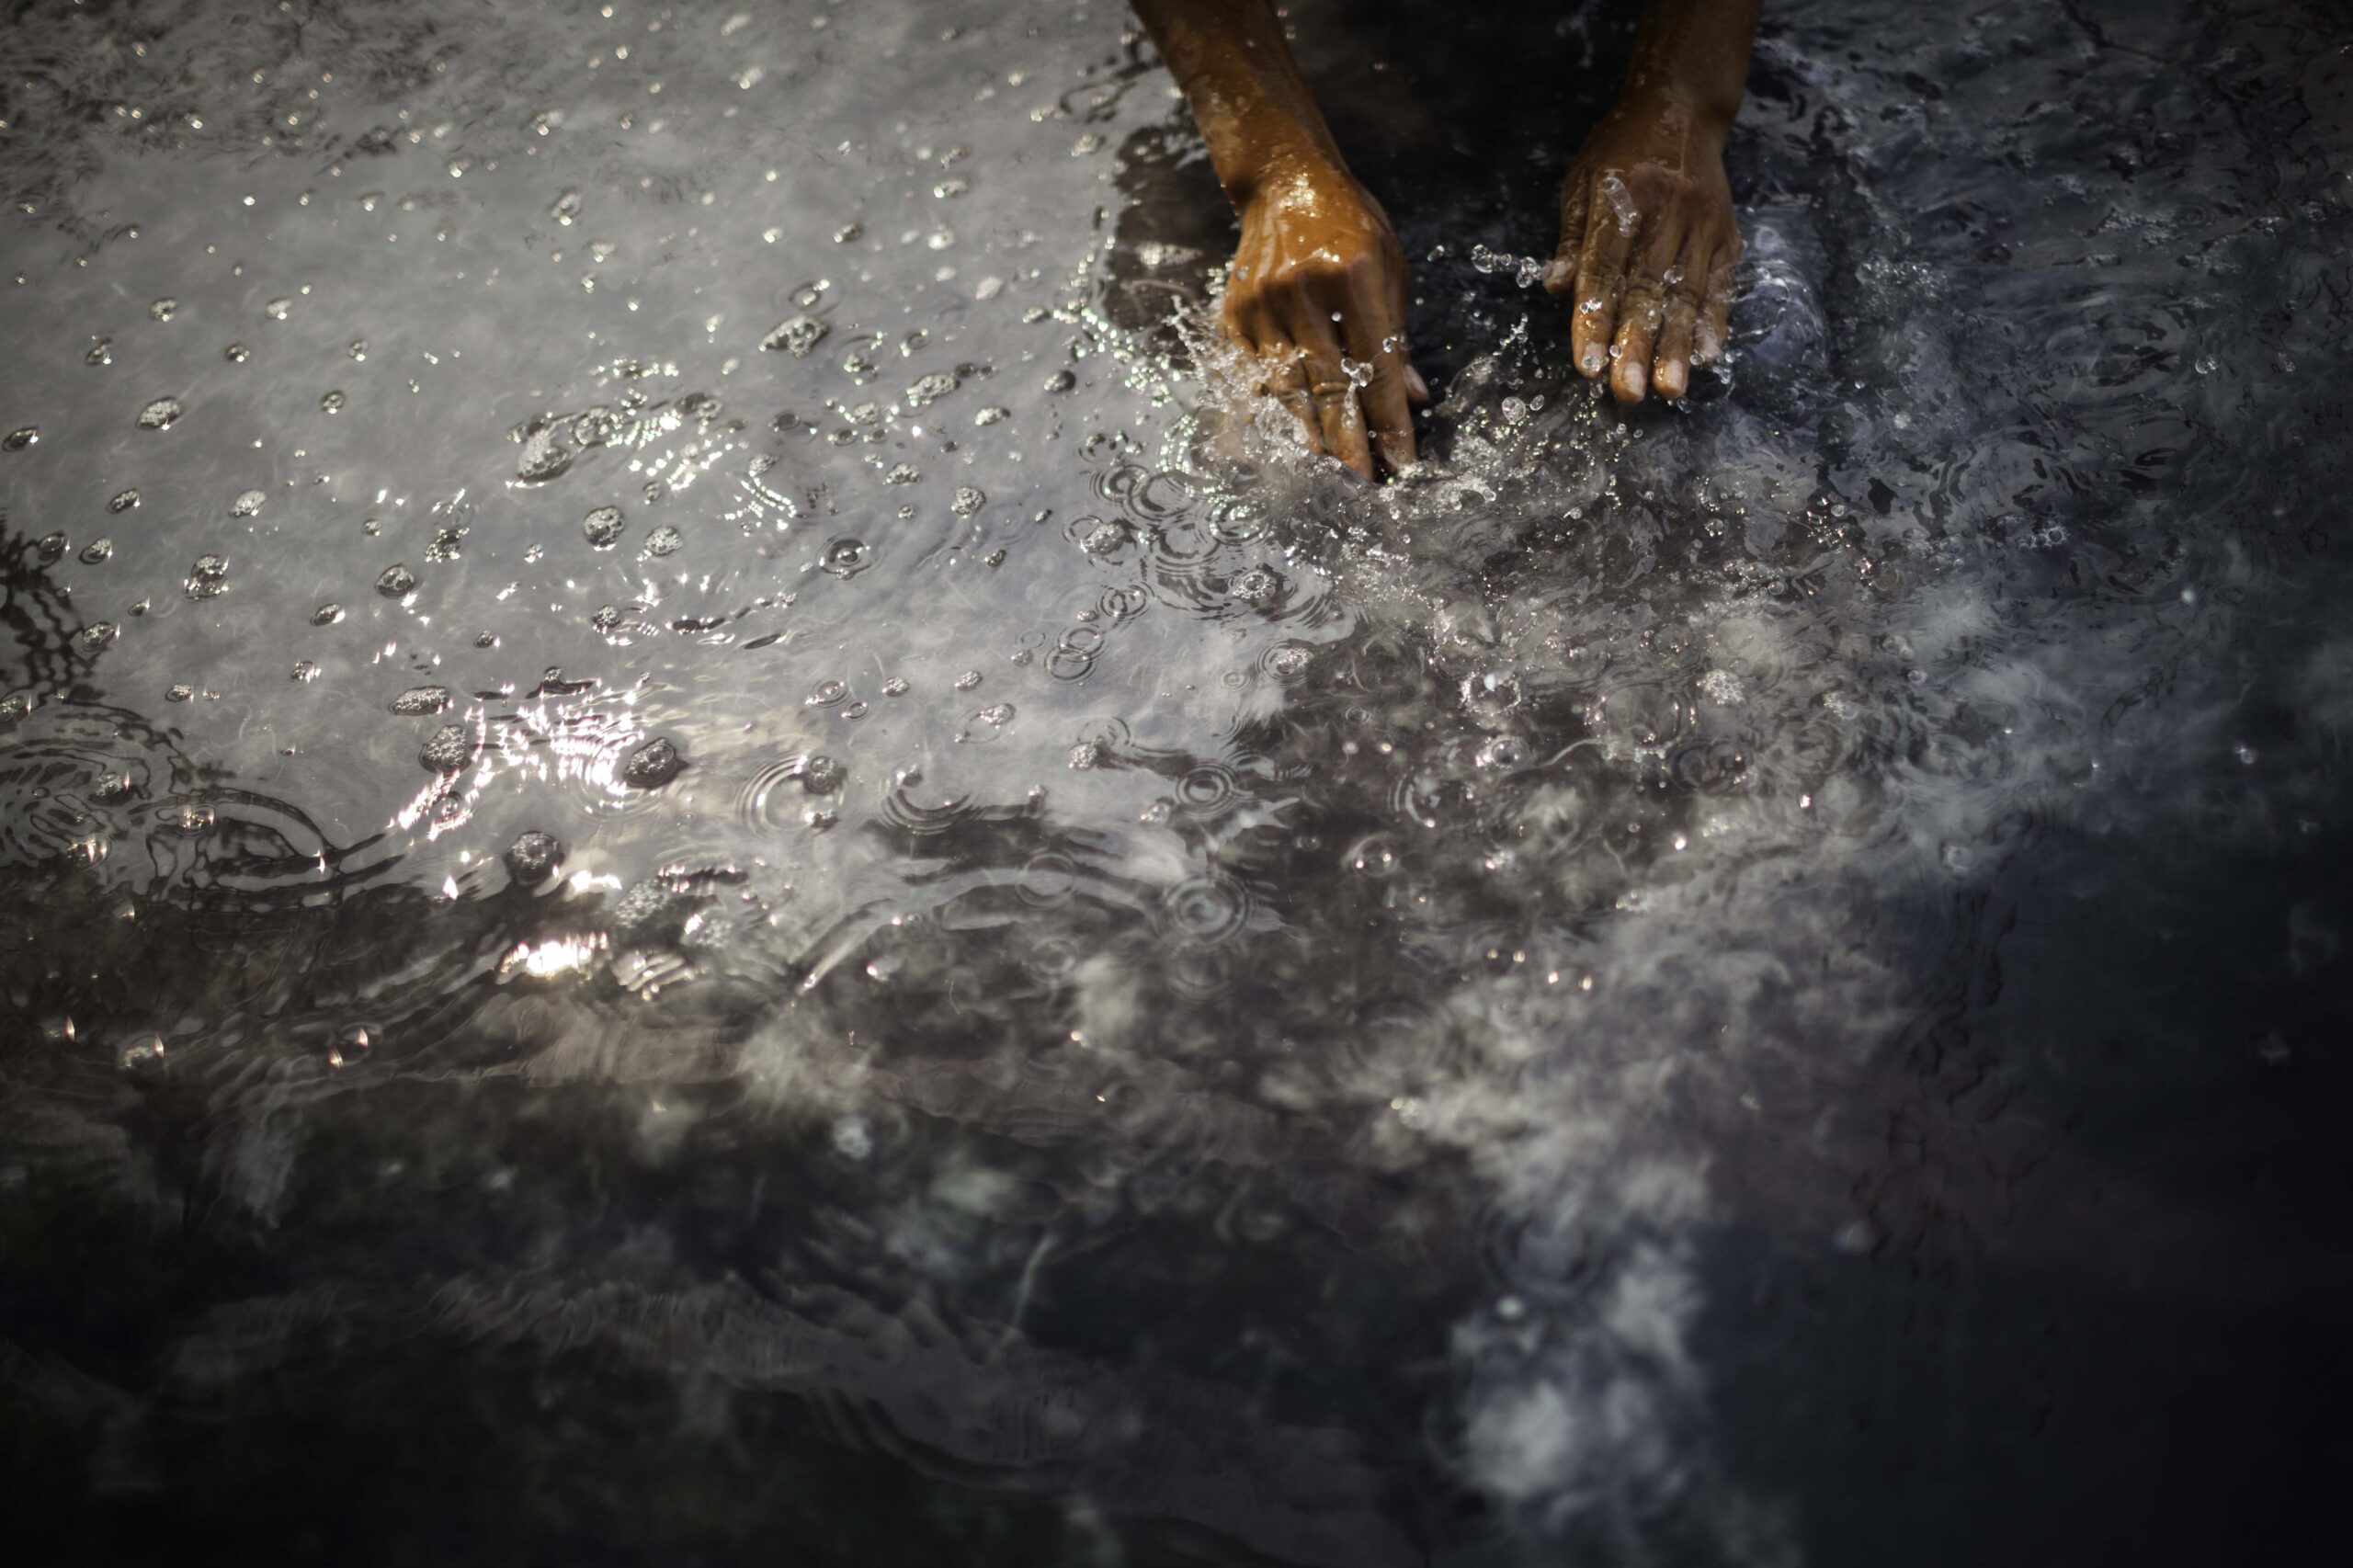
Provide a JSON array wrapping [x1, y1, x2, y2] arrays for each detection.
[[1222, 165, 1429, 480], [1542, 94, 1740, 403]]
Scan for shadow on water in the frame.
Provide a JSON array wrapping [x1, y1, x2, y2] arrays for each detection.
[[4, 1, 2353, 1564]]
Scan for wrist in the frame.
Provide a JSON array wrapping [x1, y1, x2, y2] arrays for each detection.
[[1606, 81, 1734, 155]]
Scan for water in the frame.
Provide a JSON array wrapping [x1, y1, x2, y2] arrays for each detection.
[[3, 1, 2350, 1562]]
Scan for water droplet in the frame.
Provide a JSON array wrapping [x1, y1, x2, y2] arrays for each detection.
[[291, 660, 319, 681], [376, 563, 416, 597], [78, 621, 118, 651], [834, 222, 863, 244], [807, 678, 847, 707], [265, 298, 291, 321], [820, 538, 870, 577], [504, 830, 563, 881], [108, 489, 140, 513], [953, 670, 982, 691], [79, 538, 113, 563], [320, 389, 346, 414], [85, 338, 112, 366], [223, 343, 249, 362], [642, 524, 684, 557], [165, 684, 193, 703], [550, 188, 583, 224], [150, 297, 177, 321], [1043, 369, 1075, 393], [311, 602, 344, 626], [620, 735, 685, 788], [801, 756, 846, 793], [881, 676, 910, 697], [973, 405, 1009, 426], [185, 554, 228, 599], [583, 506, 626, 548], [760, 314, 828, 356], [118, 1032, 166, 1072], [420, 722, 472, 772], [137, 397, 183, 430], [3, 427, 36, 451], [885, 462, 920, 485], [230, 489, 266, 517], [389, 685, 451, 715], [36, 532, 66, 564], [905, 370, 958, 406], [951, 485, 985, 517]]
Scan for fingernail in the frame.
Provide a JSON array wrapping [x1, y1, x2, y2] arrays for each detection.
[[1406, 365, 1430, 400], [1580, 346, 1606, 376], [1543, 259, 1571, 291]]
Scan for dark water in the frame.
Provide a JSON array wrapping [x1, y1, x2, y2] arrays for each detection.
[[4, 1, 2350, 1562]]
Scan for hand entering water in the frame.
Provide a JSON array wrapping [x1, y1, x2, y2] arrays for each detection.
[[1543, 1, 1757, 404], [1225, 165, 1429, 479], [1134, 0, 1759, 469]]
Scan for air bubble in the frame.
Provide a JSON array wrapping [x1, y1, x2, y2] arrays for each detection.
[[642, 524, 684, 558], [137, 398, 183, 430], [583, 506, 626, 548], [951, 485, 985, 517], [760, 314, 828, 356], [3, 427, 35, 451], [390, 685, 452, 715], [377, 564, 416, 597]]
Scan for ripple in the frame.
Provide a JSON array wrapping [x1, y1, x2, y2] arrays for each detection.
[[1176, 762, 1240, 815], [739, 754, 848, 832], [1159, 873, 1254, 948]]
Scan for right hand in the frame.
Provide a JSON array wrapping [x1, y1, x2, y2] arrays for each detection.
[[1222, 165, 1429, 480]]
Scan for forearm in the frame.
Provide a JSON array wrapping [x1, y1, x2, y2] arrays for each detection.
[[1620, 0, 1759, 142], [1129, 0, 1351, 209]]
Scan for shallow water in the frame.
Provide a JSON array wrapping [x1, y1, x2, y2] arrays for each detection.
[[4, 1, 2350, 1562]]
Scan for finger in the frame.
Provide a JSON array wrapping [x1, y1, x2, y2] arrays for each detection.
[[1694, 241, 1739, 366], [1255, 335, 1325, 459], [1544, 177, 1589, 297], [1346, 271, 1417, 477], [1573, 174, 1637, 381], [1610, 205, 1685, 403], [1652, 278, 1700, 402], [1383, 259, 1430, 405], [1290, 306, 1373, 480]]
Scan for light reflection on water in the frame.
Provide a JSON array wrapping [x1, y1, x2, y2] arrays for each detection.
[[2, 0, 2350, 1562]]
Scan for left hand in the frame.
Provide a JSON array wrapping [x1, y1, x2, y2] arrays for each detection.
[[1542, 94, 1741, 404]]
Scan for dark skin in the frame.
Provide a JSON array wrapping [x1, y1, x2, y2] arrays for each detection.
[[1130, 0, 1760, 478]]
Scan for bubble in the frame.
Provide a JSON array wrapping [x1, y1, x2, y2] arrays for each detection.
[[583, 506, 626, 548], [504, 830, 563, 881], [185, 554, 228, 599], [951, 485, 985, 517], [348, 338, 369, 361], [1346, 835, 1402, 878], [761, 314, 828, 356], [1044, 369, 1075, 393], [150, 298, 176, 321], [389, 685, 452, 715], [108, 490, 140, 513], [642, 524, 684, 558], [79, 538, 113, 564], [118, 1033, 167, 1072], [78, 622, 117, 651], [807, 678, 847, 707], [311, 603, 344, 626], [881, 676, 910, 697], [953, 670, 982, 691], [974, 405, 1009, 426], [165, 684, 193, 703], [420, 722, 472, 772], [834, 222, 863, 244], [137, 398, 183, 430], [1230, 564, 1284, 607], [320, 390, 346, 414], [820, 538, 871, 577], [326, 1025, 372, 1069], [2, 427, 34, 451], [85, 339, 111, 366], [975, 702, 1014, 726], [224, 343, 249, 362], [168, 802, 212, 831], [265, 298, 291, 321], [376, 563, 416, 597], [230, 489, 266, 517], [291, 661, 319, 682], [621, 735, 685, 788], [1079, 518, 1129, 556], [884, 463, 919, 485], [36, 532, 66, 564], [0, 693, 31, 725]]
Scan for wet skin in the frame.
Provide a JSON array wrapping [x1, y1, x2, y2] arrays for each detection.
[[1132, 0, 1760, 474]]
